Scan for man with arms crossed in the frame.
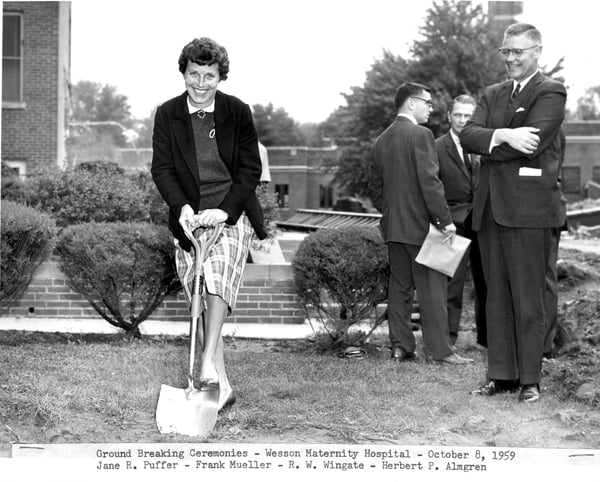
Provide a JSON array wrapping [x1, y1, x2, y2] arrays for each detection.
[[369, 82, 472, 365], [460, 23, 566, 402]]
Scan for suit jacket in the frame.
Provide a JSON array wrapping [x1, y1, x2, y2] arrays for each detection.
[[369, 116, 452, 245], [435, 132, 480, 225], [151, 91, 267, 251], [460, 71, 567, 231]]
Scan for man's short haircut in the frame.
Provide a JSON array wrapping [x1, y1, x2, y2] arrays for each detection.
[[504, 23, 542, 44], [394, 82, 431, 110], [449, 95, 476, 113]]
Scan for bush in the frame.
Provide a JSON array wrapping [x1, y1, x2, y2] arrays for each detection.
[[55, 222, 178, 337], [1, 201, 57, 312], [130, 169, 169, 226], [292, 226, 389, 347], [17, 163, 150, 227]]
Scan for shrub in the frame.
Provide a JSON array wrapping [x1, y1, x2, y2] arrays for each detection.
[[55, 222, 178, 337], [130, 169, 169, 226], [18, 163, 150, 227], [1, 201, 57, 312], [292, 226, 389, 347]]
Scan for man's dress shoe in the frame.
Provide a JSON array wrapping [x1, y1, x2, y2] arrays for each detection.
[[472, 380, 520, 396], [519, 384, 540, 403], [390, 346, 415, 361]]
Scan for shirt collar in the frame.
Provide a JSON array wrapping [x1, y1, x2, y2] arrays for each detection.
[[514, 69, 539, 92], [450, 130, 462, 149], [397, 113, 417, 124], [187, 97, 215, 114]]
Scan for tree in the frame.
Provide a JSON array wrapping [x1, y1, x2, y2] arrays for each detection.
[[70, 80, 134, 148], [323, 50, 410, 145], [134, 107, 157, 148], [574, 85, 600, 120], [407, 0, 507, 135], [252, 103, 305, 146], [322, 51, 409, 197]]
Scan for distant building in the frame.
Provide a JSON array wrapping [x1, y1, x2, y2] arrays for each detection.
[[266, 146, 340, 219], [563, 122, 600, 201]]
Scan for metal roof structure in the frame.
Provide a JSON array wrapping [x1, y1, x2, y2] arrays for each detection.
[[277, 209, 381, 232], [277, 207, 600, 232]]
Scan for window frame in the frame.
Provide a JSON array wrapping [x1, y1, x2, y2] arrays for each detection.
[[2, 11, 25, 108]]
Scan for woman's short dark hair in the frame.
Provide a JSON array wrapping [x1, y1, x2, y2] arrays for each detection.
[[178, 37, 230, 80], [394, 82, 431, 109]]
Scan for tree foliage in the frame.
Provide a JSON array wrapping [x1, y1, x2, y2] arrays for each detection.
[[574, 85, 600, 120], [70, 80, 134, 148], [252, 103, 305, 146]]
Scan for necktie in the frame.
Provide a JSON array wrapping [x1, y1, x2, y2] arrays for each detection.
[[511, 83, 521, 101], [462, 149, 472, 172]]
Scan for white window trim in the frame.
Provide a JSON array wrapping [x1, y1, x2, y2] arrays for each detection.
[[4, 160, 27, 179]]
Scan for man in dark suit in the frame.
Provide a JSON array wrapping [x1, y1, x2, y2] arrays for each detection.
[[460, 23, 567, 403], [436, 95, 487, 347], [369, 82, 473, 365]]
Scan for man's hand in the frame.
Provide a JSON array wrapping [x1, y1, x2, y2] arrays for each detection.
[[496, 127, 540, 154], [441, 223, 457, 245]]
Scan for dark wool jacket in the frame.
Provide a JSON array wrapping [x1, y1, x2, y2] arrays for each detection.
[[151, 90, 267, 251]]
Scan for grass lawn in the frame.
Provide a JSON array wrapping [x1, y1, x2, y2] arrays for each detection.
[[1, 326, 599, 455], [1, 247, 600, 454]]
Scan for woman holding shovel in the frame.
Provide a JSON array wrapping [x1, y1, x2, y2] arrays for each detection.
[[152, 37, 267, 424]]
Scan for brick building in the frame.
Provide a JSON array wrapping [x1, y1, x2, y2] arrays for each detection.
[[562, 122, 600, 201], [2, 1, 71, 176], [266, 146, 340, 219]]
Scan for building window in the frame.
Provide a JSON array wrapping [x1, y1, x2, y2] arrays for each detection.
[[3, 160, 27, 178], [275, 184, 289, 208], [2, 12, 23, 104], [561, 166, 581, 194], [593, 166, 600, 183], [320, 184, 333, 208]]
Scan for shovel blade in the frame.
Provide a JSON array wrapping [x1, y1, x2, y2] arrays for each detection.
[[156, 384, 218, 437]]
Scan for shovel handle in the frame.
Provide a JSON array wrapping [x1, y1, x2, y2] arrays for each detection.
[[180, 221, 225, 383]]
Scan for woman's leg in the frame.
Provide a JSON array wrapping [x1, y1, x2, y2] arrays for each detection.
[[197, 293, 233, 409]]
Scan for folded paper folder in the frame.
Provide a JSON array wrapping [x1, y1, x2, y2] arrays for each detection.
[[415, 224, 471, 277]]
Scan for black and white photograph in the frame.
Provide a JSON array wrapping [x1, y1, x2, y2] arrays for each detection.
[[1, 0, 600, 479]]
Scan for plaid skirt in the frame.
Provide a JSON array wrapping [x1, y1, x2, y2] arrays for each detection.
[[174, 214, 253, 314]]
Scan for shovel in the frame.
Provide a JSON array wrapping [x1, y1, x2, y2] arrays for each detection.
[[156, 222, 224, 437]]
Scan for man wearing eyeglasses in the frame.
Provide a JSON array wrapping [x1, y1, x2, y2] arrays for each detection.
[[460, 23, 567, 403], [369, 82, 473, 365]]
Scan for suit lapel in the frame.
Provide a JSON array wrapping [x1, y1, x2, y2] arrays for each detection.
[[172, 92, 200, 185], [444, 134, 470, 180], [505, 71, 544, 126]]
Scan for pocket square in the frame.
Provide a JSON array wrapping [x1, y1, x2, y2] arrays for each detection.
[[515, 107, 526, 112]]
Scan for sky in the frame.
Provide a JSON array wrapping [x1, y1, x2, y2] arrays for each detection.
[[70, 0, 599, 123]]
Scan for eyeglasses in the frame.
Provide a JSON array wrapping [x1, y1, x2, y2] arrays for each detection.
[[411, 96, 434, 108], [497, 45, 540, 58]]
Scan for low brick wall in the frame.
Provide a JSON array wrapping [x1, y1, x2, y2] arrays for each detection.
[[2, 260, 306, 325]]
